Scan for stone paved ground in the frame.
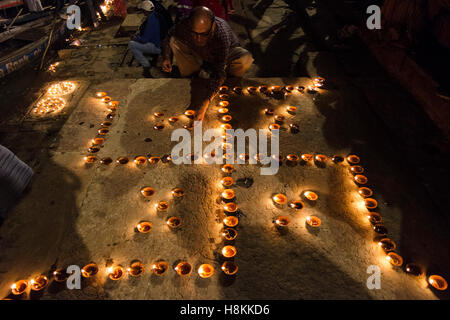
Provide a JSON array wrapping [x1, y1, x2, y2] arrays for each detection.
[[0, 1, 449, 300]]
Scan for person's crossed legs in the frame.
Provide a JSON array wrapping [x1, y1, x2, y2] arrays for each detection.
[[129, 40, 162, 68]]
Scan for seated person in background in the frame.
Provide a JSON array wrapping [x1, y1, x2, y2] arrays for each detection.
[[161, 6, 254, 123], [129, 1, 163, 78], [175, 0, 194, 22]]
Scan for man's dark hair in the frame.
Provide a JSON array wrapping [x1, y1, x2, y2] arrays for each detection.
[[189, 6, 215, 24]]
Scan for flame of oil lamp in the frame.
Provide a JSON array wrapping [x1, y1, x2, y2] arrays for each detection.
[[296, 85, 305, 92], [286, 106, 297, 114], [102, 96, 111, 103], [96, 91, 107, 98], [106, 113, 115, 120], [347, 155, 360, 164], [284, 85, 294, 92], [108, 105, 118, 113], [218, 107, 229, 114], [332, 155, 344, 163], [155, 201, 169, 212], [289, 200, 304, 210], [154, 124, 164, 130], [222, 245, 237, 258], [152, 261, 169, 276], [101, 121, 112, 127], [116, 156, 129, 165], [315, 154, 328, 163], [265, 108, 274, 116], [222, 228, 238, 241], [30, 275, 49, 291], [219, 100, 229, 107], [354, 175, 368, 184], [154, 112, 164, 118], [108, 266, 124, 280], [140, 187, 155, 198], [428, 275, 448, 291], [286, 154, 299, 163], [405, 263, 422, 276], [239, 153, 249, 162], [221, 123, 232, 131], [373, 223, 388, 235], [149, 156, 161, 164], [301, 154, 313, 162], [53, 269, 69, 282], [81, 263, 98, 278], [306, 216, 321, 227], [269, 123, 280, 131], [184, 110, 195, 118], [11, 280, 28, 295], [219, 85, 229, 93], [233, 86, 242, 94], [100, 157, 112, 165], [358, 187, 373, 198], [221, 177, 234, 187], [219, 94, 230, 100], [222, 261, 238, 275], [275, 216, 291, 227], [273, 194, 287, 205], [274, 115, 285, 124], [378, 238, 396, 252], [128, 261, 144, 277], [350, 165, 364, 174], [221, 115, 232, 122], [175, 261, 192, 276], [137, 221, 152, 233], [134, 156, 147, 165], [386, 252, 403, 267], [172, 187, 185, 198], [271, 85, 282, 93], [198, 264, 215, 278], [307, 86, 317, 93], [169, 116, 179, 123], [109, 100, 119, 107], [222, 164, 234, 173], [92, 137, 104, 145], [222, 189, 235, 200], [247, 86, 257, 94], [304, 191, 318, 201], [98, 128, 109, 135], [224, 202, 238, 213], [364, 198, 378, 209], [84, 155, 97, 163], [167, 217, 182, 229], [367, 212, 382, 225], [88, 146, 100, 153], [223, 216, 239, 227]]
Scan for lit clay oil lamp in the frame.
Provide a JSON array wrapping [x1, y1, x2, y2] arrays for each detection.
[[98, 128, 109, 135], [405, 263, 422, 276], [149, 156, 161, 164], [373, 223, 388, 235], [367, 212, 383, 225], [153, 124, 164, 130], [106, 112, 115, 120], [134, 156, 148, 165], [169, 116, 179, 123], [222, 189, 235, 202], [100, 157, 112, 165], [219, 86, 229, 94], [155, 201, 169, 212], [284, 85, 294, 93], [258, 85, 268, 93], [296, 85, 305, 92], [11, 280, 28, 295], [274, 115, 285, 125], [184, 110, 195, 119], [108, 105, 118, 113], [154, 112, 164, 118], [221, 115, 232, 122], [301, 154, 313, 163], [218, 107, 229, 114], [223, 202, 238, 214], [221, 177, 234, 187], [219, 94, 230, 100], [332, 155, 344, 164], [275, 216, 291, 228], [289, 200, 304, 210], [167, 217, 182, 229], [354, 175, 368, 185], [347, 155, 360, 164], [254, 153, 266, 163], [109, 101, 119, 108], [304, 191, 318, 201], [223, 216, 239, 227], [92, 137, 104, 145], [101, 96, 111, 103], [315, 154, 328, 165], [222, 228, 238, 241], [96, 92, 107, 98], [358, 187, 373, 198], [364, 198, 378, 209], [286, 154, 299, 165], [172, 187, 185, 198], [128, 261, 144, 277], [222, 164, 234, 174], [269, 123, 280, 132], [198, 264, 215, 278], [378, 238, 396, 252], [175, 261, 192, 276], [289, 123, 300, 134], [238, 153, 249, 162], [386, 252, 403, 267], [222, 142, 233, 152], [286, 106, 296, 115], [101, 121, 112, 128], [306, 216, 321, 227], [30, 275, 49, 291], [88, 146, 100, 153], [53, 269, 69, 282], [273, 194, 287, 206], [108, 266, 125, 280], [350, 165, 364, 174], [84, 155, 97, 163], [221, 123, 232, 131], [264, 108, 274, 116], [116, 156, 129, 165], [428, 275, 448, 291], [137, 221, 152, 233], [271, 85, 282, 93], [233, 86, 242, 94], [152, 261, 169, 276], [222, 261, 238, 275], [81, 263, 98, 278], [219, 101, 229, 107], [222, 245, 237, 258], [140, 187, 155, 198]]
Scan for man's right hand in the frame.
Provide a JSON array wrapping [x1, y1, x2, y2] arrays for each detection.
[[162, 59, 172, 73]]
